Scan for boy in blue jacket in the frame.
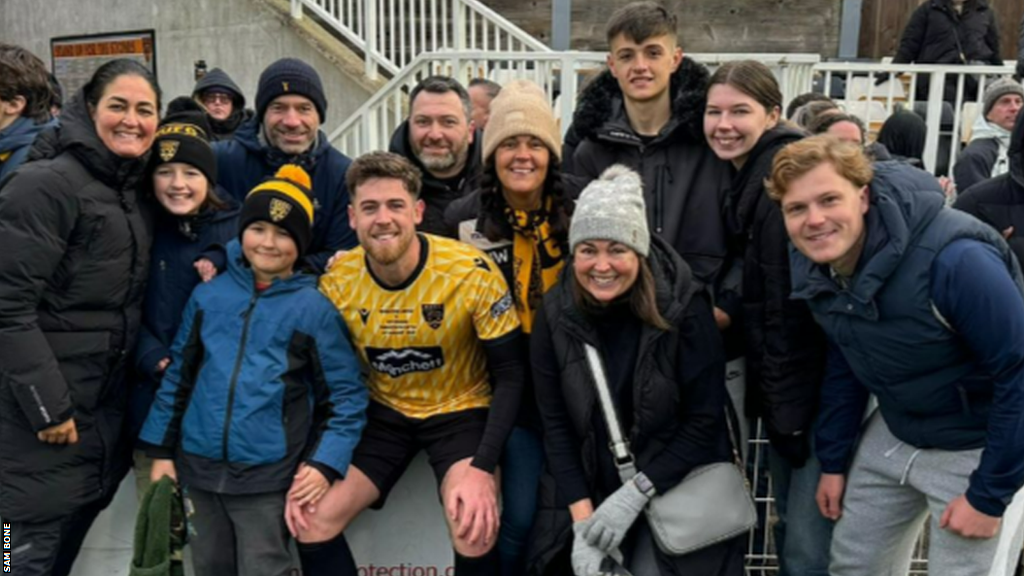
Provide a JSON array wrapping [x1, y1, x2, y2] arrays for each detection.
[[140, 164, 368, 576]]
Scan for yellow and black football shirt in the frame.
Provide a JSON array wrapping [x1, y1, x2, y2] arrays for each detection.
[[319, 234, 521, 419]]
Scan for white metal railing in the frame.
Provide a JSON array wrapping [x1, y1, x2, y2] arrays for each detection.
[[329, 50, 822, 156], [289, 0, 549, 80], [813, 61, 1017, 177], [330, 52, 1016, 183]]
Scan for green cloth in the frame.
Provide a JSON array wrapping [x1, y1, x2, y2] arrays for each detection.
[[130, 476, 187, 576]]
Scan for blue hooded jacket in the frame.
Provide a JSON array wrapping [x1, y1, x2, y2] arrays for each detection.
[[129, 193, 241, 438], [213, 119, 357, 273], [0, 116, 56, 184], [792, 161, 1024, 516], [140, 240, 367, 494]]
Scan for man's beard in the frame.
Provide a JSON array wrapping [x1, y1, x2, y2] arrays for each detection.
[[415, 140, 468, 174]]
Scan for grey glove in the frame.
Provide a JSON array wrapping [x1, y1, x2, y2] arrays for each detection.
[[581, 477, 651, 552], [572, 520, 607, 576]]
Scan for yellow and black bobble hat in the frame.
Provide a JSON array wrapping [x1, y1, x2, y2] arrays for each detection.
[[239, 164, 315, 258]]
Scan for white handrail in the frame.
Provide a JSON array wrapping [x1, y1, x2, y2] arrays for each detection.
[[329, 50, 1016, 181], [328, 51, 822, 155], [290, 0, 550, 80]]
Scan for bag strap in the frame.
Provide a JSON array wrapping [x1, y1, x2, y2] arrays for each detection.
[[583, 343, 638, 482]]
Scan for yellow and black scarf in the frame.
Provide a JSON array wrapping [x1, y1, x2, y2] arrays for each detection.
[[505, 197, 564, 333]]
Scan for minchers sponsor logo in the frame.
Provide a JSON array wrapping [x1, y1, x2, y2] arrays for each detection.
[[366, 347, 445, 377]]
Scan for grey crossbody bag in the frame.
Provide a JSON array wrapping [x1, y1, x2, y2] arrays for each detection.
[[583, 343, 758, 556]]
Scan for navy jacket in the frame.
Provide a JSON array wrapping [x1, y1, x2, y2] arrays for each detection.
[[140, 241, 368, 494], [0, 116, 56, 185], [793, 161, 1024, 516], [213, 120, 357, 273], [129, 196, 241, 438]]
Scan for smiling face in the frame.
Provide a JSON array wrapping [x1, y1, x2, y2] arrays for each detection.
[[704, 83, 780, 168], [780, 161, 869, 275], [263, 94, 319, 155], [349, 176, 424, 267], [241, 220, 299, 283], [408, 91, 473, 179], [495, 135, 550, 208], [153, 162, 209, 215], [573, 240, 641, 303], [606, 33, 682, 105], [90, 74, 159, 158]]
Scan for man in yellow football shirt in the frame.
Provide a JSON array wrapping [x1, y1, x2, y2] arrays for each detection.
[[300, 151, 525, 576]]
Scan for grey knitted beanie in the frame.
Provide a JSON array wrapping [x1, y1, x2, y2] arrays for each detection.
[[569, 164, 650, 257], [983, 77, 1024, 118]]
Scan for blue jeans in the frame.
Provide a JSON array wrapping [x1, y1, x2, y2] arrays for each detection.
[[768, 441, 833, 576], [498, 426, 544, 576]]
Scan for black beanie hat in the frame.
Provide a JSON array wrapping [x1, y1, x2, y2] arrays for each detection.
[[239, 164, 315, 259], [151, 97, 217, 184], [255, 58, 327, 124]]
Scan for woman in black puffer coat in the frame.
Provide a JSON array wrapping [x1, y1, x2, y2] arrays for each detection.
[[530, 165, 744, 576], [0, 59, 160, 576], [704, 60, 829, 576]]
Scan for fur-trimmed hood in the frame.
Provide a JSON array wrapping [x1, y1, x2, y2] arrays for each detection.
[[569, 56, 710, 145]]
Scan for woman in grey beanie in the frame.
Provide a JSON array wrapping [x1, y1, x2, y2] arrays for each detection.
[[529, 165, 744, 576]]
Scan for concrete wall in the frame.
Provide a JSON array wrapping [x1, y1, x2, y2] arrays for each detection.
[[0, 0, 374, 134], [487, 0, 843, 56]]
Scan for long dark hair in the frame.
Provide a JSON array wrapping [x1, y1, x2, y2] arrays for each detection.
[[571, 256, 672, 331], [477, 153, 573, 246]]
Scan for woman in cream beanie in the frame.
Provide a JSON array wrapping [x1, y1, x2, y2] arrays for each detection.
[[444, 78, 580, 575]]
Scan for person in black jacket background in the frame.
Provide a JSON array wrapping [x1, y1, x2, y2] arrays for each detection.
[[954, 101, 1024, 264], [192, 67, 254, 141], [531, 165, 743, 576], [954, 78, 1023, 193], [892, 0, 1003, 102], [704, 60, 829, 576], [0, 58, 160, 576]]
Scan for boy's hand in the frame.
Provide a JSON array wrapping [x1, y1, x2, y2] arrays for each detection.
[[151, 458, 177, 483], [194, 258, 218, 282], [288, 463, 330, 508]]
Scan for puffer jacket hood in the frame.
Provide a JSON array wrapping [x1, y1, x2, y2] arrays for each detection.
[[569, 57, 709, 145], [192, 68, 246, 110]]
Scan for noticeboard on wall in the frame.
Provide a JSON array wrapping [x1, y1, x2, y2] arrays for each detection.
[[50, 30, 157, 99]]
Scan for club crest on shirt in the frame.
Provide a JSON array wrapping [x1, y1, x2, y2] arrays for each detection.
[[359, 308, 371, 325], [269, 198, 292, 222], [159, 140, 179, 162], [422, 303, 444, 330]]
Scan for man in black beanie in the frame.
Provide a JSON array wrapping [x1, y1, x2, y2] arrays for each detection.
[[192, 67, 254, 141], [214, 57, 356, 273]]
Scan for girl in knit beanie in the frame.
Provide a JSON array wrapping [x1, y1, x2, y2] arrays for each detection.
[[443, 78, 578, 576], [129, 96, 241, 497]]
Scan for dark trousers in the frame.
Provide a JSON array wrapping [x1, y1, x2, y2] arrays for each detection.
[[186, 486, 300, 576], [8, 493, 113, 576]]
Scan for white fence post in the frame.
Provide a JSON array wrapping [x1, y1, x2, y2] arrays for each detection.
[[453, 1, 466, 51], [364, 0, 379, 80], [559, 53, 576, 137], [291, 0, 304, 19], [922, 70, 946, 174]]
